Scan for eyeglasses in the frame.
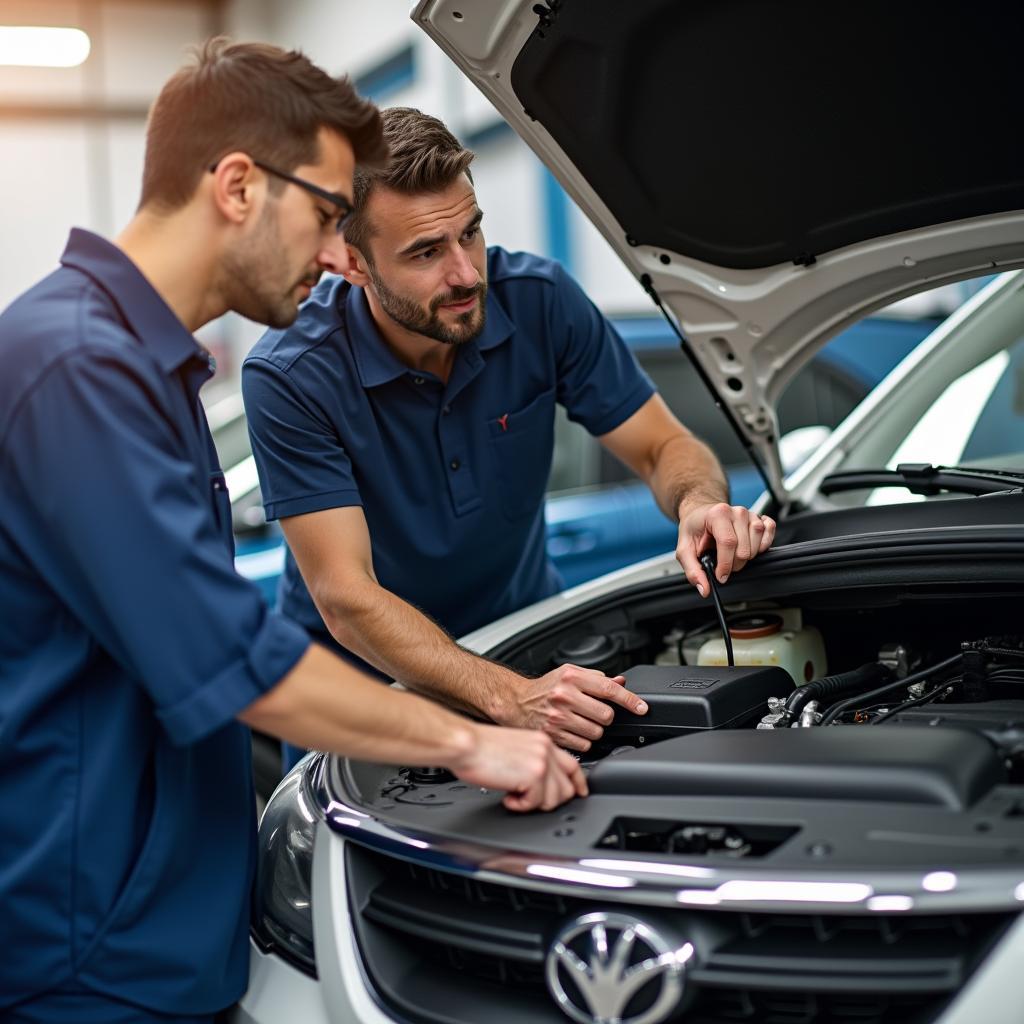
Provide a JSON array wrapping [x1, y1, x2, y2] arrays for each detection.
[[208, 157, 355, 235]]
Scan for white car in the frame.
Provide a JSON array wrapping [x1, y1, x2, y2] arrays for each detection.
[[235, 3, 1024, 1023]]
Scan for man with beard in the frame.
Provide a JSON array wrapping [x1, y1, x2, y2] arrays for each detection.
[[243, 107, 776, 772], [0, 51, 587, 1024]]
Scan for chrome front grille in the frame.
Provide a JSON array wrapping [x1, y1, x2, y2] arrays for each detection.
[[345, 844, 1015, 1024]]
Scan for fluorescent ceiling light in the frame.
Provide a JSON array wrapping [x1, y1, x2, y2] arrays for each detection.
[[0, 27, 91, 68]]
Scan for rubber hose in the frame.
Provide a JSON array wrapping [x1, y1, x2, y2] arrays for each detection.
[[784, 662, 893, 722]]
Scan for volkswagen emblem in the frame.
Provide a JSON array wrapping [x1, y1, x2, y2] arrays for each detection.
[[545, 912, 692, 1024]]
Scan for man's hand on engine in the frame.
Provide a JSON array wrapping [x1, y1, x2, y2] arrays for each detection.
[[496, 664, 649, 753]]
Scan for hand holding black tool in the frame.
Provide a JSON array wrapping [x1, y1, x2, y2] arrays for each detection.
[[700, 551, 734, 667]]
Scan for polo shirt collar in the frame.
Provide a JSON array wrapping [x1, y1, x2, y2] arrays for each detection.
[[343, 281, 515, 389], [344, 284, 409, 388], [474, 287, 515, 352], [60, 228, 207, 375]]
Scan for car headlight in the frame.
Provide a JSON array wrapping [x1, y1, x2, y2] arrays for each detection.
[[252, 757, 320, 976]]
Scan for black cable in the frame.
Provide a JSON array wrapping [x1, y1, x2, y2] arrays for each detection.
[[870, 682, 956, 725], [976, 646, 1024, 661], [699, 552, 733, 666], [819, 652, 962, 726]]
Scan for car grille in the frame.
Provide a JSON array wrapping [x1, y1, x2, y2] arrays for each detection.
[[345, 844, 1016, 1024]]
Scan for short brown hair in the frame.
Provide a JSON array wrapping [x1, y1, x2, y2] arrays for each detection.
[[344, 107, 474, 252], [140, 37, 388, 211]]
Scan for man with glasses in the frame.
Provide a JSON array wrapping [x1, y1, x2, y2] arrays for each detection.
[[243, 107, 777, 774], [249, 158, 356, 229], [0, 40, 584, 1024]]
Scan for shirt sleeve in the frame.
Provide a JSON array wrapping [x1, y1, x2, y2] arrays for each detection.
[[2, 348, 310, 747], [242, 355, 363, 521], [548, 261, 656, 435]]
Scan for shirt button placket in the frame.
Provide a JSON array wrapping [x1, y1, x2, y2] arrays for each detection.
[[439, 400, 456, 469], [439, 397, 473, 511]]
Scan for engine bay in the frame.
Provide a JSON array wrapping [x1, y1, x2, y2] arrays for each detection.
[[336, 582, 1024, 868], [496, 587, 1024, 775]]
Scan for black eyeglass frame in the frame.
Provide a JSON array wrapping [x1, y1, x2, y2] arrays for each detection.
[[208, 157, 355, 234]]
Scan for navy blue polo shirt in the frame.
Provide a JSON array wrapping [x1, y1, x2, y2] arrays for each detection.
[[0, 230, 310, 1020], [243, 247, 655, 641]]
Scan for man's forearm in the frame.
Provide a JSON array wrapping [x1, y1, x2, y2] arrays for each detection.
[[240, 644, 590, 812], [317, 576, 520, 722], [648, 432, 729, 521], [241, 642, 477, 764]]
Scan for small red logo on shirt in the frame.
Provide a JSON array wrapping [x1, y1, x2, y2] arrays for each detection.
[[497, 413, 510, 432]]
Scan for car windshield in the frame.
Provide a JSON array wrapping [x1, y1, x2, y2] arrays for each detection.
[[823, 271, 1024, 507]]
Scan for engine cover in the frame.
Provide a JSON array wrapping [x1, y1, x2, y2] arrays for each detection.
[[589, 726, 1006, 809], [602, 664, 792, 748]]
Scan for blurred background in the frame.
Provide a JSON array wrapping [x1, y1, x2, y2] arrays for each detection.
[[1, 0, 982, 594], [0, 0, 647, 380]]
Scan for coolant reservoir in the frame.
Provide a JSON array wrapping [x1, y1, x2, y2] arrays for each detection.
[[697, 611, 826, 685]]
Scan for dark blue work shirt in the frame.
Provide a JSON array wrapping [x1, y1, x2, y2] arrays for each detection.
[[243, 247, 655, 640], [0, 230, 310, 1019]]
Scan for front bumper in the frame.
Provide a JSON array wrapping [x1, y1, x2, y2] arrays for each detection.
[[234, 823, 396, 1024], [237, 825, 1024, 1024]]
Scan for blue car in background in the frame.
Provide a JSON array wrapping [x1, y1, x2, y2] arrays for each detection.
[[540, 313, 941, 586], [223, 312, 940, 601]]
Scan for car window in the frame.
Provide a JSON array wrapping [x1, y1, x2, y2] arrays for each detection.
[[546, 330, 875, 497], [827, 272, 1024, 507], [548, 404, 602, 493]]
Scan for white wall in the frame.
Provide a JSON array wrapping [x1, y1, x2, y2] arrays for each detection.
[[471, 130, 546, 258], [238, 0, 410, 76], [571, 205, 650, 312], [225, 0, 650, 315], [0, 120, 92, 302], [97, 2, 215, 104], [0, 0, 652, 362], [0, 0, 216, 307]]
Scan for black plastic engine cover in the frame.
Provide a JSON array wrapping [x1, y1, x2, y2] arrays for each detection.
[[589, 726, 1007, 809], [604, 664, 792, 745]]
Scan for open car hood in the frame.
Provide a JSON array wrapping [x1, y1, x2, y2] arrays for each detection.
[[412, 0, 1024, 502]]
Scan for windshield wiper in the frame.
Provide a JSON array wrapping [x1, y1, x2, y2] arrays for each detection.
[[819, 462, 1024, 497]]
